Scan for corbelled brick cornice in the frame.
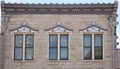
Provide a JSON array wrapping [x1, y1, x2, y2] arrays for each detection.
[[1, 0, 118, 14]]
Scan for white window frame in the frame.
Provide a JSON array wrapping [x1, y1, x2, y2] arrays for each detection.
[[12, 32, 35, 61], [48, 32, 70, 61], [82, 32, 104, 60]]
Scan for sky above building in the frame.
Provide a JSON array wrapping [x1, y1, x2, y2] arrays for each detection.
[[1, 0, 120, 47]]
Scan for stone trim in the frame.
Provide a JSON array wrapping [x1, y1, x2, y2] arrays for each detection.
[[79, 22, 108, 32], [10, 23, 39, 32], [44, 22, 73, 32], [1, 0, 118, 14]]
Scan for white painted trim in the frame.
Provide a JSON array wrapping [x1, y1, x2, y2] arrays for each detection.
[[81, 32, 104, 61], [12, 34, 14, 60], [80, 26, 106, 33], [48, 33, 70, 60], [58, 34, 60, 60], [68, 34, 70, 60], [23, 34, 25, 60], [33, 34, 35, 60], [102, 33, 105, 60], [12, 33, 35, 61], [92, 34, 94, 60], [81, 32, 84, 60], [47, 27, 71, 33], [47, 34, 49, 60], [11, 27, 37, 33]]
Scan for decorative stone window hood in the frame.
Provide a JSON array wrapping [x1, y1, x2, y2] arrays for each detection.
[[10, 22, 39, 33], [79, 22, 108, 33], [45, 22, 73, 33]]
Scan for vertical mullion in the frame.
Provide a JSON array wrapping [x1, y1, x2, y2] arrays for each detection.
[[23, 34, 25, 60], [58, 34, 60, 60], [92, 34, 94, 60]]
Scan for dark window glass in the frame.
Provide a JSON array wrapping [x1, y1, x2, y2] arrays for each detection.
[[84, 48, 92, 60], [25, 34, 34, 60], [49, 48, 57, 60], [83, 34, 92, 47], [60, 35, 68, 47], [14, 34, 23, 60], [15, 35, 23, 47], [50, 35, 58, 47], [83, 34, 92, 60], [94, 34, 103, 60], [60, 34, 68, 60], [49, 35, 58, 60], [14, 48, 23, 60], [25, 35, 34, 47], [94, 34, 102, 46], [60, 48, 68, 60], [25, 48, 34, 60]]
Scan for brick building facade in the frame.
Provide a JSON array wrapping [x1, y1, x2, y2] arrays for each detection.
[[1, 0, 119, 69]]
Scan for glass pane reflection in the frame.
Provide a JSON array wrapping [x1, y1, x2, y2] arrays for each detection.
[[94, 34, 102, 46], [84, 34, 92, 47], [84, 48, 92, 60]]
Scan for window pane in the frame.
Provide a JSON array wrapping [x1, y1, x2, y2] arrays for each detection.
[[49, 48, 57, 60], [84, 48, 92, 60], [26, 35, 34, 47], [25, 48, 34, 60], [60, 35, 68, 47], [15, 35, 23, 47], [94, 47, 103, 59], [14, 48, 22, 60], [94, 34, 102, 46], [49, 35, 57, 47], [83, 34, 92, 46], [60, 48, 68, 60]]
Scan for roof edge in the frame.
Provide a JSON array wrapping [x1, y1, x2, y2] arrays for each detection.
[[1, 1, 118, 14]]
